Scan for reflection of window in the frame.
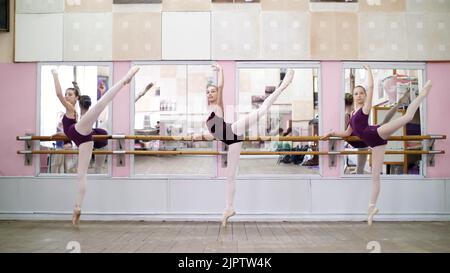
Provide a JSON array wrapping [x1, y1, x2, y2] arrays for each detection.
[[133, 63, 216, 176], [143, 115, 151, 130], [343, 64, 425, 176], [0, 0, 9, 32], [39, 64, 112, 175], [310, 0, 358, 11], [237, 64, 320, 176]]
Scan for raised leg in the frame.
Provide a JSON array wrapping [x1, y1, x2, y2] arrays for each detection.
[[231, 69, 294, 136], [377, 80, 431, 140], [75, 67, 139, 135]]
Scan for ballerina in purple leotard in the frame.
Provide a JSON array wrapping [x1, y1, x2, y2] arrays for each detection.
[[52, 66, 140, 227], [324, 65, 432, 226]]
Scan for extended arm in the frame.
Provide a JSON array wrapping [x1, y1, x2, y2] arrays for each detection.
[[362, 65, 374, 115]]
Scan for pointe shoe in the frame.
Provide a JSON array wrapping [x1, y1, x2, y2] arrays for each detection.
[[123, 67, 140, 85], [221, 209, 236, 227], [367, 204, 379, 226], [145, 82, 154, 92], [420, 80, 432, 97], [279, 69, 295, 90], [398, 89, 411, 105], [72, 207, 81, 228]]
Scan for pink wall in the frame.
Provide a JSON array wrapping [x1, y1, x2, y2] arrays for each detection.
[[0, 63, 37, 176], [111, 62, 131, 177], [321, 62, 342, 177], [426, 63, 450, 178]]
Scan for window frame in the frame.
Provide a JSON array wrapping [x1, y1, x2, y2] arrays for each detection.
[[130, 61, 219, 179], [235, 61, 323, 180], [36, 62, 114, 178], [340, 61, 427, 179]]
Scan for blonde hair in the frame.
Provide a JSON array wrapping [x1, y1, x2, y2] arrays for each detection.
[[353, 85, 367, 95]]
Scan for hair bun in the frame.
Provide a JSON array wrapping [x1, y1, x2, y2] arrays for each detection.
[[72, 81, 80, 92], [79, 95, 92, 109]]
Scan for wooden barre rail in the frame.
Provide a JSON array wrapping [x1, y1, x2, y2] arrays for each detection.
[[17, 150, 445, 155], [16, 134, 447, 142]]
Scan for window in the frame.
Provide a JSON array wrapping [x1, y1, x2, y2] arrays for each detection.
[[342, 63, 426, 176], [132, 63, 216, 176], [309, 0, 358, 11], [236, 63, 320, 176], [0, 0, 9, 32], [38, 64, 112, 175]]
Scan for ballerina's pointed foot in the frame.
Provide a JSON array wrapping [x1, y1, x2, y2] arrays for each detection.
[[72, 207, 81, 228], [367, 204, 379, 226], [278, 69, 295, 90], [145, 82, 154, 91], [123, 66, 140, 85], [420, 80, 432, 97], [221, 209, 236, 227]]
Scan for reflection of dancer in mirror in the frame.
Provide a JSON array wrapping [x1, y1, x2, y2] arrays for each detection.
[[324, 65, 432, 225], [135, 82, 154, 103], [52, 66, 140, 227], [134, 82, 155, 149], [342, 88, 415, 174], [343, 93, 369, 174], [194, 64, 294, 227]]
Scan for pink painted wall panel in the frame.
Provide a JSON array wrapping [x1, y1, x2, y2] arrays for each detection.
[[426, 63, 450, 178], [0, 63, 37, 176], [111, 62, 131, 177], [320, 62, 342, 177]]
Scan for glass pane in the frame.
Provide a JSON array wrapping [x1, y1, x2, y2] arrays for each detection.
[[237, 67, 320, 175], [343, 67, 424, 175], [133, 64, 216, 176], [39, 64, 112, 175]]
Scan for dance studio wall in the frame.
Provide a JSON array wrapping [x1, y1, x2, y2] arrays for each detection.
[[9, 0, 450, 62], [1, 61, 450, 178], [426, 62, 450, 178]]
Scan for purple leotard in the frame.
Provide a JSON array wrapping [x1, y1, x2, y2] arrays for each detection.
[[348, 132, 369, 148], [62, 115, 108, 148], [349, 108, 387, 148], [345, 114, 368, 149], [206, 112, 243, 146], [92, 128, 108, 149]]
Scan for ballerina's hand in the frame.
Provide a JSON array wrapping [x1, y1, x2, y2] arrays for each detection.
[[321, 131, 333, 140]]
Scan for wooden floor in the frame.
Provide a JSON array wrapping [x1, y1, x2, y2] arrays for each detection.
[[1, 221, 449, 253]]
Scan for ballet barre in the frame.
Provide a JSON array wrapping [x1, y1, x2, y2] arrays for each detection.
[[17, 149, 445, 169], [17, 150, 444, 155], [16, 134, 446, 142], [17, 134, 446, 167]]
